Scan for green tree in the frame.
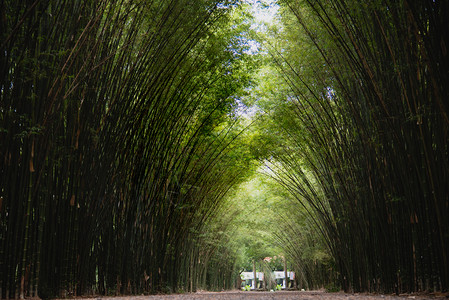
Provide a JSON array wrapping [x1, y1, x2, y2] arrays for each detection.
[[251, 0, 449, 293], [0, 0, 260, 297]]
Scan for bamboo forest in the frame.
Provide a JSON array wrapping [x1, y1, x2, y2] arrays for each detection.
[[1, 0, 448, 298]]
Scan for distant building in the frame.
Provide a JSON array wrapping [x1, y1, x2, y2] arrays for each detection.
[[240, 272, 264, 289], [240, 271, 295, 290], [273, 271, 295, 289]]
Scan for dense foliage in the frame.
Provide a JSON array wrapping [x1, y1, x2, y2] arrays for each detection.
[[0, 0, 258, 297], [2, 0, 448, 297], [231, 173, 333, 290], [254, 0, 449, 294]]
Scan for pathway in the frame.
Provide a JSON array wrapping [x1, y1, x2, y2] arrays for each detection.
[[77, 290, 437, 300]]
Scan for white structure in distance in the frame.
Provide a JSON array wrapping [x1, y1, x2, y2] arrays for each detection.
[[240, 271, 295, 290]]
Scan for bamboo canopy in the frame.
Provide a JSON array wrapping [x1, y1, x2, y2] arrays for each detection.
[[0, 0, 254, 297], [1, 0, 449, 298], [261, 0, 449, 293]]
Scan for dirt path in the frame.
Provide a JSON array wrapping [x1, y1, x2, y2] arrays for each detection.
[[74, 290, 437, 300]]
